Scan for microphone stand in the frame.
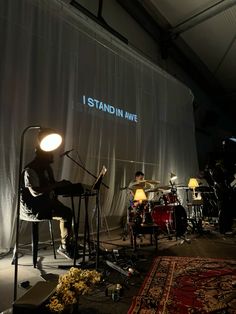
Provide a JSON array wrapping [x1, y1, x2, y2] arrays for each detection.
[[64, 152, 109, 270], [64, 153, 109, 189]]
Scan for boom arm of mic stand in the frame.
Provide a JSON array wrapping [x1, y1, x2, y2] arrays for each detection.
[[65, 154, 109, 189]]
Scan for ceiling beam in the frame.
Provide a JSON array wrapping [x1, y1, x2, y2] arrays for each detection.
[[70, 0, 128, 44], [172, 0, 236, 36]]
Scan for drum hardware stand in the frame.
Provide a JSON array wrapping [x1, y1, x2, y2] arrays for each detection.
[[185, 187, 197, 234], [185, 185, 204, 235], [157, 224, 190, 243], [172, 207, 191, 243], [193, 201, 203, 233], [121, 213, 129, 241], [179, 235, 191, 244], [165, 221, 173, 240], [160, 198, 189, 242], [167, 201, 190, 242]]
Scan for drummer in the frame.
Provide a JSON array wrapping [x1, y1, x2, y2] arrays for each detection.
[[129, 171, 145, 188]]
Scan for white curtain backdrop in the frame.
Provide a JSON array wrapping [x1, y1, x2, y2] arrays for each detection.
[[0, 0, 198, 251]]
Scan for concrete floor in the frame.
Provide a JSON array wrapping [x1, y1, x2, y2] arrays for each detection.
[[1, 223, 236, 314]]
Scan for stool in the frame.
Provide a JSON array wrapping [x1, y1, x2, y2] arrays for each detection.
[[129, 223, 159, 252], [12, 218, 57, 268]]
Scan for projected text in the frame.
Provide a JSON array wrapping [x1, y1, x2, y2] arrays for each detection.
[[82, 95, 138, 123]]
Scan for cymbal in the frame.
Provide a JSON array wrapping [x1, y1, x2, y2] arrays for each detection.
[[129, 180, 153, 190], [120, 186, 133, 191], [145, 187, 160, 192], [176, 186, 189, 190], [145, 185, 173, 193], [144, 179, 161, 185], [157, 185, 171, 191]]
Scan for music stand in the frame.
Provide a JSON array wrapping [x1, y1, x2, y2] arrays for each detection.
[[91, 166, 107, 190]]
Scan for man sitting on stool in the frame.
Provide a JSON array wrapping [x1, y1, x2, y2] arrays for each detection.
[[20, 147, 73, 259]]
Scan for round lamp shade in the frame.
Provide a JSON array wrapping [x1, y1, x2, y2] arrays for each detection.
[[38, 129, 62, 152]]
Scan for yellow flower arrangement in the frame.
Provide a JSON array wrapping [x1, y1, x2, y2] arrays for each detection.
[[47, 267, 101, 313]]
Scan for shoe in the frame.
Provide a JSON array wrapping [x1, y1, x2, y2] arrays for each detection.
[[57, 245, 72, 260]]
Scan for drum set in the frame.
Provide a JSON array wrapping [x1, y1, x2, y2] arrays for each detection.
[[127, 179, 187, 238]]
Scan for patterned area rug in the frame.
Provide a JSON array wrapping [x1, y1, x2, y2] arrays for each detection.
[[128, 256, 236, 313]]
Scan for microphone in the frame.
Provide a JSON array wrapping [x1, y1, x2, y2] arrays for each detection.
[[60, 149, 73, 157]]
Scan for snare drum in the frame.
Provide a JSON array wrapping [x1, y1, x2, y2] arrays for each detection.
[[162, 192, 178, 205]]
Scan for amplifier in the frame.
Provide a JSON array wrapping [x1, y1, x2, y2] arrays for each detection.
[[13, 281, 57, 314]]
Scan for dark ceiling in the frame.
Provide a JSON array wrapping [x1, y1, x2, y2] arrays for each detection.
[[116, 0, 236, 120]]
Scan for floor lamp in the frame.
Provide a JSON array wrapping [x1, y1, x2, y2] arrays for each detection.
[[13, 125, 63, 301]]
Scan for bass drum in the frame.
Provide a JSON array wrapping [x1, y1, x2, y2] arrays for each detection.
[[151, 205, 174, 233], [151, 205, 187, 237]]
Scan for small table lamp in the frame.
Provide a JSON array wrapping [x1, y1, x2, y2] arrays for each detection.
[[134, 188, 147, 203], [188, 178, 199, 199]]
